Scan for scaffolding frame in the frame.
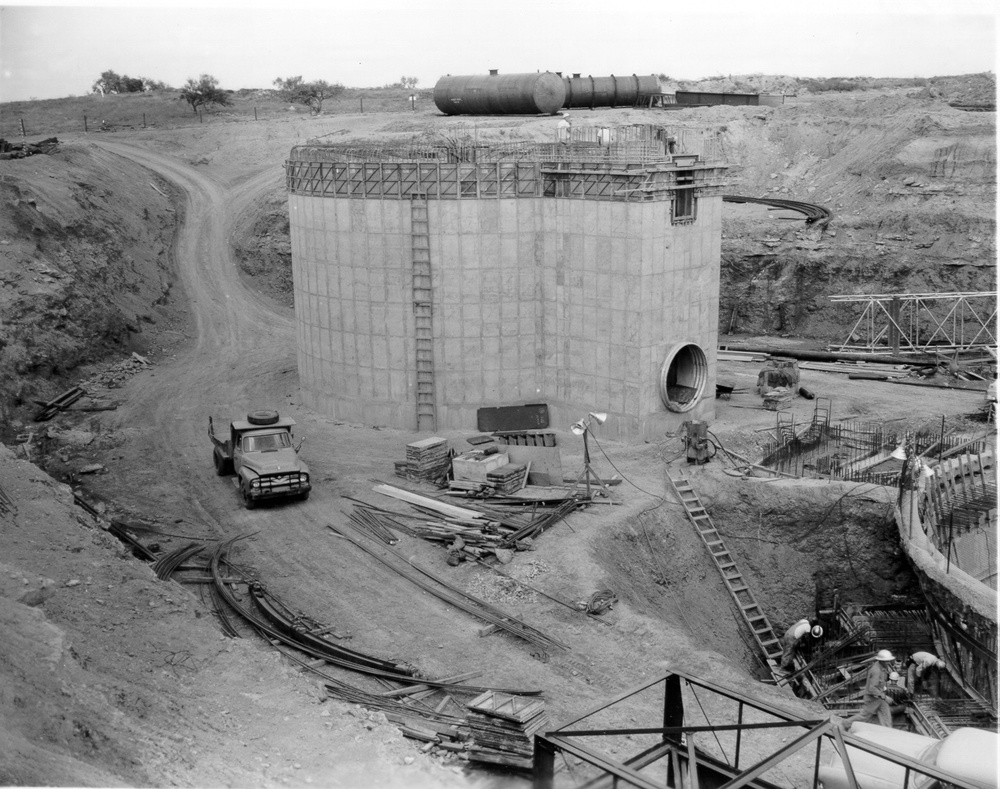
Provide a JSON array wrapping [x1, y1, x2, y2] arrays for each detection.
[[532, 669, 988, 789], [829, 292, 997, 355]]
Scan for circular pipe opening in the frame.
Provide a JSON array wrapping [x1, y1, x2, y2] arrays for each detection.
[[659, 343, 708, 412]]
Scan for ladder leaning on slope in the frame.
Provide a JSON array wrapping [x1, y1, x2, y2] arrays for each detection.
[[667, 469, 821, 696]]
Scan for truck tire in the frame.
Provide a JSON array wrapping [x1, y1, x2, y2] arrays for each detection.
[[299, 490, 310, 502], [242, 484, 257, 510], [247, 410, 280, 426]]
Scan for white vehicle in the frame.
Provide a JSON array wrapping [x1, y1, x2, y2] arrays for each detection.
[[818, 722, 998, 789]]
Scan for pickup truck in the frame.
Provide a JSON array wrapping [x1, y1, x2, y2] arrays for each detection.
[[209, 410, 311, 509], [818, 721, 998, 789]]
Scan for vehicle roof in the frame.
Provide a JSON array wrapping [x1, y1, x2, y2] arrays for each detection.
[[935, 728, 999, 786], [231, 418, 296, 431], [850, 722, 937, 758]]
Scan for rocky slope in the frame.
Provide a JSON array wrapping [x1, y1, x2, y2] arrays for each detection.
[[0, 143, 186, 428]]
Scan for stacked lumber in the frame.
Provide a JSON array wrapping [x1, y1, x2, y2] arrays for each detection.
[[370, 484, 582, 556], [453, 450, 509, 482], [395, 437, 451, 484], [486, 464, 526, 494], [466, 691, 550, 769]]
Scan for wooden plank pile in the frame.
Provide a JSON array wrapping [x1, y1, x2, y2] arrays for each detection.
[[486, 464, 527, 494], [395, 437, 452, 484], [33, 385, 87, 422], [369, 484, 582, 558], [466, 691, 550, 769]]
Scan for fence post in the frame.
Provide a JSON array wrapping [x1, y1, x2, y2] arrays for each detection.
[[19, 118, 26, 140], [360, 97, 363, 114], [254, 106, 258, 121], [143, 112, 146, 128], [84, 115, 88, 133]]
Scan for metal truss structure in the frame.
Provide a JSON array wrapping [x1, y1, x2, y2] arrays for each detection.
[[829, 292, 997, 355], [532, 670, 987, 788]]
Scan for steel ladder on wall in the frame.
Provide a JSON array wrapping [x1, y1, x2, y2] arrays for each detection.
[[667, 470, 786, 676], [410, 196, 436, 432]]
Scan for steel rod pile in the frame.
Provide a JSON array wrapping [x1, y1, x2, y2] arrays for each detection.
[[327, 523, 569, 654], [151, 542, 205, 580], [209, 537, 543, 695]]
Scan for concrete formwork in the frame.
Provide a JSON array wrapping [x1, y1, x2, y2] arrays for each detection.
[[287, 135, 727, 442]]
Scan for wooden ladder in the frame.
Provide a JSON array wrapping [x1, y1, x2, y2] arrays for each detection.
[[410, 196, 436, 432], [668, 471, 785, 675]]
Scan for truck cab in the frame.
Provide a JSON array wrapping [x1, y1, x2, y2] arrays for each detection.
[[209, 411, 311, 509]]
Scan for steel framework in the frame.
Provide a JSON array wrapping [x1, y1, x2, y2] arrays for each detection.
[[830, 292, 997, 355], [532, 670, 989, 789]]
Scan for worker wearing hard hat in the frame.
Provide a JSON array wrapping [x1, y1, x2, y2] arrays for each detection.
[[906, 651, 946, 696], [778, 618, 823, 671], [841, 649, 896, 730]]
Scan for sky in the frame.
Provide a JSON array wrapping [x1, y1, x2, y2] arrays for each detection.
[[0, 0, 996, 102]]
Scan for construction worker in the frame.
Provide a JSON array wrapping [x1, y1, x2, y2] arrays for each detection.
[[556, 113, 571, 144], [841, 649, 895, 730], [779, 619, 823, 671], [906, 651, 946, 696]]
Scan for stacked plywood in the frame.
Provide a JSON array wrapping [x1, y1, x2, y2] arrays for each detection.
[[466, 691, 549, 769], [395, 437, 451, 483], [487, 464, 526, 494]]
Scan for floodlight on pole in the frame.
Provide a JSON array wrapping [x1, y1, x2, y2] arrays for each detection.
[[571, 412, 613, 501]]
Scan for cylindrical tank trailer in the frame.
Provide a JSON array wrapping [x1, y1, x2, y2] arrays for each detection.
[[433, 70, 566, 115], [433, 70, 662, 115]]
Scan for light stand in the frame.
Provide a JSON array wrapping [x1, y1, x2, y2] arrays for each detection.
[[572, 412, 614, 501]]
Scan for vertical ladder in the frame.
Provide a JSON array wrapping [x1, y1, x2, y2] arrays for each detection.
[[410, 196, 436, 432], [667, 471, 785, 674]]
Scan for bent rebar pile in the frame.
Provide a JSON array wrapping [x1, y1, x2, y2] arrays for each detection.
[[327, 523, 569, 655]]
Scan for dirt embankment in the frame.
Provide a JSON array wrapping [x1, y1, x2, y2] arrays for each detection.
[[713, 93, 996, 338], [0, 144, 188, 426]]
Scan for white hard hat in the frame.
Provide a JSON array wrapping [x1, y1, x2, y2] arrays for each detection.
[[811, 625, 823, 639], [875, 649, 895, 662], [889, 671, 901, 681]]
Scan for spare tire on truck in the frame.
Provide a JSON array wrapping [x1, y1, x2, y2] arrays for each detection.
[[247, 410, 280, 426]]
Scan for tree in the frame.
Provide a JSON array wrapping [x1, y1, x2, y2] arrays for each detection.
[[180, 74, 232, 113], [400, 76, 419, 89], [92, 70, 123, 95], [273, 76, 344, 115]]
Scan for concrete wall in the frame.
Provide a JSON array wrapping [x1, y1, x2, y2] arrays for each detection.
[[289, 188, 721, 442]]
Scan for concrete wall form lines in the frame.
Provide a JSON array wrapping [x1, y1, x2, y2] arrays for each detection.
[[288, 155, 725, 442]]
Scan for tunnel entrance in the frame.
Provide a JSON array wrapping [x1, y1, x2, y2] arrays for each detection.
[[659, 342, 708, 412]]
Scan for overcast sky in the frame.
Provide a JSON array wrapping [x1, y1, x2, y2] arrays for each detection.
[[1, 0, 996, 102]]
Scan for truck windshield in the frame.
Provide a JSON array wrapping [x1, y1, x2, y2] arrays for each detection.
[[243, 432, 291, 452]]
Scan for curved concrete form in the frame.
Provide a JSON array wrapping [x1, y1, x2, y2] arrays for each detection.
[[286, 134, 727, 441]]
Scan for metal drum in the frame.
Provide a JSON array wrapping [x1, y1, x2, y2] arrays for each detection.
[[433, 70, 567, 115]]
